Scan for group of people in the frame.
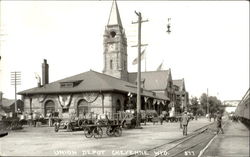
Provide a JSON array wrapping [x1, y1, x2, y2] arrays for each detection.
[[180, 110, 224, 136]]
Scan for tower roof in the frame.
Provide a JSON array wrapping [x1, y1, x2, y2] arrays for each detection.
[[107, 0, 123, 27]]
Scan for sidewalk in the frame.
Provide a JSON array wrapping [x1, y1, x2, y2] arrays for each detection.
[[203, 121, 249, 157]]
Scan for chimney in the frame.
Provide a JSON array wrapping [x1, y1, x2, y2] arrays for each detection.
[[42, 59, 49, 86]]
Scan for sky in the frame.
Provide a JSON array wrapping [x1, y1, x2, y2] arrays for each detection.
[[0, 0, 249, 101]]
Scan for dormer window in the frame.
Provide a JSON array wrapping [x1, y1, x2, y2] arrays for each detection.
[[60, 82, 73, 88], [60, 80, 83, 88]]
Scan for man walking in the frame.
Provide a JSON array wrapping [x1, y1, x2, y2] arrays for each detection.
[[182, 111, 189, 136], [216, 111, 224, 134]]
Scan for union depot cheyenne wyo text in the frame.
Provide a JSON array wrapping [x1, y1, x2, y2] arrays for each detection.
[[54, 150, 169, 156]]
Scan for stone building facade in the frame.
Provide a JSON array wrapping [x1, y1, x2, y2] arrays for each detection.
[[103, 0, 128, 81], [22, 91, 126, 118]]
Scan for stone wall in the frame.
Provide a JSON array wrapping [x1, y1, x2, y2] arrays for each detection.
[[22, 92, 126, 118]]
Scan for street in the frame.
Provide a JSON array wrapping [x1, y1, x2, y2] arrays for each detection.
[[0, 118, 212, 156]]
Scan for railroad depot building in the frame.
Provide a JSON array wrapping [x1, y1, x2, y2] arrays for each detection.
[[18, 0, 188, 118]]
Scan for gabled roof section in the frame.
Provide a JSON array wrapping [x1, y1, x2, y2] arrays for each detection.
[[107, 0, 123, 27], [128, 70, 170, 91], [1, 98, 15, 107], [173, 79, 185, 91], [18, 70, 169, 101]]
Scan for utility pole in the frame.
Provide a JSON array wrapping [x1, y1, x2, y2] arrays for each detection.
[[11, 71, 21, 113], [132, 11, 148, 128], [206, 88, 209, 114], [207, 88, 211, 121]]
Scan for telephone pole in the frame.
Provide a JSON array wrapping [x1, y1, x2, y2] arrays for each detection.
[[11, 71, 21, 113], [207, 88, 211, 121], [132, 11, 148, 128], [207, 88, 209, 114]]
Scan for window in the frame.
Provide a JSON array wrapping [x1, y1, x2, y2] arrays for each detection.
[[60, 80, 83, 88], [44, 100, 55, 117], [110, 60, 113, 69], [62, 108, 69, 113], [60, 82, 73, 88], [110, 31, 116, 38], [77, 99, 89, 117]]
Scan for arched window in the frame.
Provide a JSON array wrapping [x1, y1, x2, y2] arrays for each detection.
[[44, 100, 55, 117], [77, 99, 89, 117]]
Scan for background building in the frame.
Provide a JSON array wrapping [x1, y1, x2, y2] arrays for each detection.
[[223, 100, 240, 113]]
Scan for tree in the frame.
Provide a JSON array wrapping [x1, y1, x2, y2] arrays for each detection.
[[199, 93, 224, 115], [200, 93, 209, 114], [190, 97, 199, 116]]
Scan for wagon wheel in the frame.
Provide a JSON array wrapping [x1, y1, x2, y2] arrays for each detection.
[[93, 127, 103, 139], [67, 123, 73, 132], [114, 127, 122, 137], [6, 121, 12, 130], [78, 119, 87, 129], [10, 121, 18, 130], [84, 127, 93, 138], [122, 121, 128, 129], [54, 123, 60, 132], [175, 118, 178, 122], [106, 126, 113, 136], [77, 119, 83, 128]]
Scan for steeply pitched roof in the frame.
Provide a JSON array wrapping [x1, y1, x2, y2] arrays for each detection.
[[173, 79, 185, 91], [18, 70, 169, 101], [128, 70, 170, 91], [1, 98, 15, 107], [107, 0, 123, 27]]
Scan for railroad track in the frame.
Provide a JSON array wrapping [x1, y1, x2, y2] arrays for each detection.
[[127, 120, 228, 157]]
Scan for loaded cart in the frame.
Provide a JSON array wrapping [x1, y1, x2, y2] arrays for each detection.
[[84, 123, 122, 139], [54, 112, 100, 132], [54, 116, 95, 132], [83, 114, 122, 139]]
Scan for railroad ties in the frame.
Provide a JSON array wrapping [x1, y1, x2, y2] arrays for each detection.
[[127, 121, 228, 157]]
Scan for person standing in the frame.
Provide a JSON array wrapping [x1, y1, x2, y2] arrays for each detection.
[[182, 111, 189, 136], [216, 111, 224, 134], [48, 111, 52, 127], [180, 115, 183, 129], [159, 113, 164, 125]]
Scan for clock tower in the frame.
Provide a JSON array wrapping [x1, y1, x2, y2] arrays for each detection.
[[103, 0, 128, 81]]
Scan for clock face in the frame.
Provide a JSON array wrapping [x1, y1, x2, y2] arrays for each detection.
[[110, 31, 116, 38], [109, 44, 115, 51]]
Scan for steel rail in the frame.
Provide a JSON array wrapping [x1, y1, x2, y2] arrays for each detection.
[[160, 120, 229, 157], [127, 122, 214, 157], [198, 120, 229, 157]]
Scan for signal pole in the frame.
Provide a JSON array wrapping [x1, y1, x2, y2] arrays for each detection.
[[132, 11, 148, 128], [207, 88, 209, 114], [11, 71, 21, 113], [207, 88, 211, 121]]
